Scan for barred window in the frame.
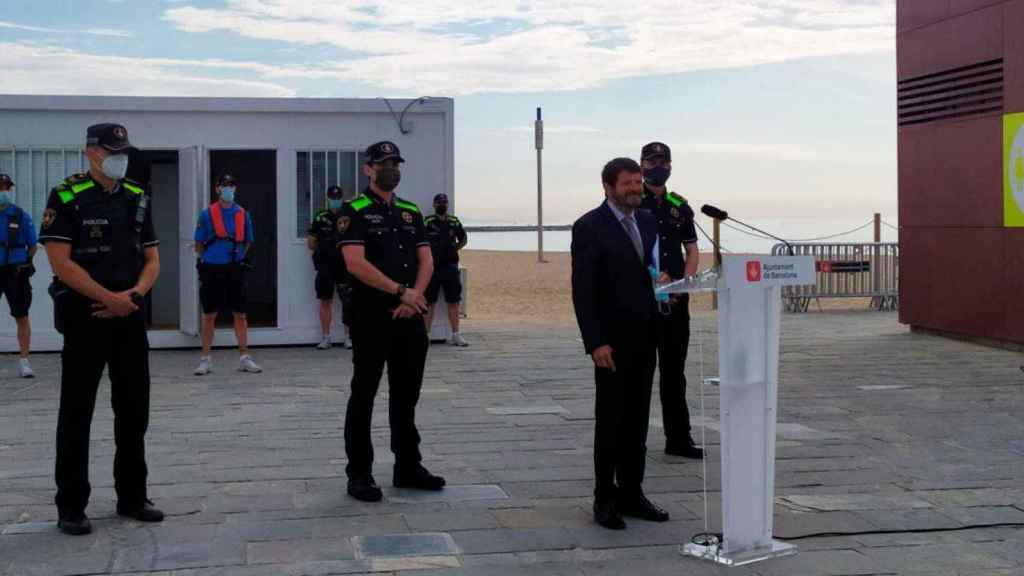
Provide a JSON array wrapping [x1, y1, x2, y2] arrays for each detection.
[[296, 149, 363, 238], [0, 148, 87, 223]]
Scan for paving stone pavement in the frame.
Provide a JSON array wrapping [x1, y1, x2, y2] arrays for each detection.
[[1, 310, 1023, 575]]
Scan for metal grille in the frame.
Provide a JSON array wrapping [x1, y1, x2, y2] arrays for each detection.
[[295, 149, 359, 238], [0, 147, 87, 224], [772, 242, 899, 312], [898, 58, 1003, 126]]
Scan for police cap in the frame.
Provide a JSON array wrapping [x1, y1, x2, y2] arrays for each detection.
[[86, 123, 132, 153], [641, 141, 671, 162], [364, 141, 405, 164], [326, 185, 344, 198], [0, 174, 12, 189], [217, 173, 238, 186], [433, 193, 448, 204]]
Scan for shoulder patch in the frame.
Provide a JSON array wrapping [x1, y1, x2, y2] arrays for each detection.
[[123, 181, 144, 196], [394, 198, 421, 214], [41, 208, 57, 229], [665, 192, 684, 208], [350, 196, 371, 212], [424, 215, 436, 223]]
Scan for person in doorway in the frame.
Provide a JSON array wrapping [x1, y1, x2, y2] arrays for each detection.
[[423, 193, 468, 346], [0, 173, 37, 377], [193, 173, 261, 375], [41, 123, 164, 535], [308, 185, 352, 350], [339, 141, 445, 502], [571, 157, 668, 530], [638, 142, 703, 459]]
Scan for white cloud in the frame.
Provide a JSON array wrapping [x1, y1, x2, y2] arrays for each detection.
[[162, 0, 895, 94], [0, 20, 134, 38], [0, 42, 295, 97]]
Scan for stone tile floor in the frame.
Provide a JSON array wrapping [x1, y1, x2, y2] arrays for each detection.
[[1, 310, 1022, 575]]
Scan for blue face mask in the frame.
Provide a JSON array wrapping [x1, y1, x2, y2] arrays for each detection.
[[327, 198, 343, 210], [0, 192, 11, 206], [219, 186, 236, 204]]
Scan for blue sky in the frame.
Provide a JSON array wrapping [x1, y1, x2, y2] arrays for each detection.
[[1, 0, 897, 227]]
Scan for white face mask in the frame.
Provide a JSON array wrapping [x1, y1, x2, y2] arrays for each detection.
[[101, 154, 129, 180]]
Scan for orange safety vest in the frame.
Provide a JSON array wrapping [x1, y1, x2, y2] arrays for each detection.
[[209, 202, 246, 243]]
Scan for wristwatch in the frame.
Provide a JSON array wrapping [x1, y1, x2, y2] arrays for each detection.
[[130, 292, 144, 306]]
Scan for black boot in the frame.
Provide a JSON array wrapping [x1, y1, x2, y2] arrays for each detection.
[[117, 499, 165, 522], [58, 511, 93, 536], [347, 473, 384, 502], [393, 463, 446, 490]]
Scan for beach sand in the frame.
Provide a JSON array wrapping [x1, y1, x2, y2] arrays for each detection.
[[459, 250, 879, 325]]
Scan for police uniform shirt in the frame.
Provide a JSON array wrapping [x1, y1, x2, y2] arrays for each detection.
[[0, 204, 37, 266], [338, 189, 428, 307], [309, 209, 345, 274], [194, 204, 254, 265], [424, 214, 466, 266], [640, 185, 697, 280], [39, 173, 158, 291]]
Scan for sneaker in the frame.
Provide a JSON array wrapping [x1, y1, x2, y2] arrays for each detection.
[[194, 356, 212, 376], [316, 336, 332, 350], [239, 355, 262, 373], [341, 337, 353, 350], [18, 358, 34, 378], [347, 474, 383, 502], [449, 333, 469, 347], [57, 511, 92, 536], [393, 462, 446, 490]]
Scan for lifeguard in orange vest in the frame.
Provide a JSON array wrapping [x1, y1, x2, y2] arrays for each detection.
[[193, 173, 260, 375]]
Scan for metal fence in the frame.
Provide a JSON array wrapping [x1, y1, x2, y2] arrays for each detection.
[[771, 242, 899, 312]]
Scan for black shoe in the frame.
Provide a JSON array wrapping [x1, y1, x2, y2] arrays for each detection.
[[665, 440, 704, 459], [347, 474, 383, 502], [619, 494, 670, 522], [117, 499, 164, 522], [57, 512, 92, 536], [593, 499, 626, 530], [393, 463, 446, 490]]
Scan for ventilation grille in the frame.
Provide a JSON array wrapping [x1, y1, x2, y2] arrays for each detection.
[[898, 58, 1003, 126]]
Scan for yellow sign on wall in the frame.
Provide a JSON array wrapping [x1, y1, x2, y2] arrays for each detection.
[[1006, 112, 1024, 227]]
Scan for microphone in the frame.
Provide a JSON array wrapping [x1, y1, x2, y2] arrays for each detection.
[[701, 204, 729, 221], [701, 204, 794, 256]]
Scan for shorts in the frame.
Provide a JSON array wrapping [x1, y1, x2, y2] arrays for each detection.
[[315, 270, 347, 301], [425, 264, 462, 304], [0, 265, 32, 318], [199, 263, 248, 314]]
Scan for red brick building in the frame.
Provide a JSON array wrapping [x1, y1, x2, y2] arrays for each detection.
[[898, 1, 1024, 346]]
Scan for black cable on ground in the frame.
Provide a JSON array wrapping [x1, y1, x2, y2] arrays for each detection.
[[775, 521, 1024, 541]]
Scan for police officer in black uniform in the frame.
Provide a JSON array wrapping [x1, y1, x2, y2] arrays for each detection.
[[423, 193, 469, 346], [308, 185, 352, 349], [339, 141, 446, 501], [638, 142, 704, 459], [40, 124, 164, 535]]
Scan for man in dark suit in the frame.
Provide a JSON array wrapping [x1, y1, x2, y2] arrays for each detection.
[[571, 157, 670, 530]]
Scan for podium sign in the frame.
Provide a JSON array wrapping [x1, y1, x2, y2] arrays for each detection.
[[657, 255, 814, 566]]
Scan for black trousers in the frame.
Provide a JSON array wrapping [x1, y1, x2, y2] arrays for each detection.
[[593, 338, 656, 501], [55, 313, 151, 515], [344, 308, 429, 477], [656, 295, 692, 444]]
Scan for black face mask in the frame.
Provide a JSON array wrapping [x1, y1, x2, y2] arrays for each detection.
[[643, 166, 671, 187], [435, 205, 448, 215], [375, 167, 401, 192]]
